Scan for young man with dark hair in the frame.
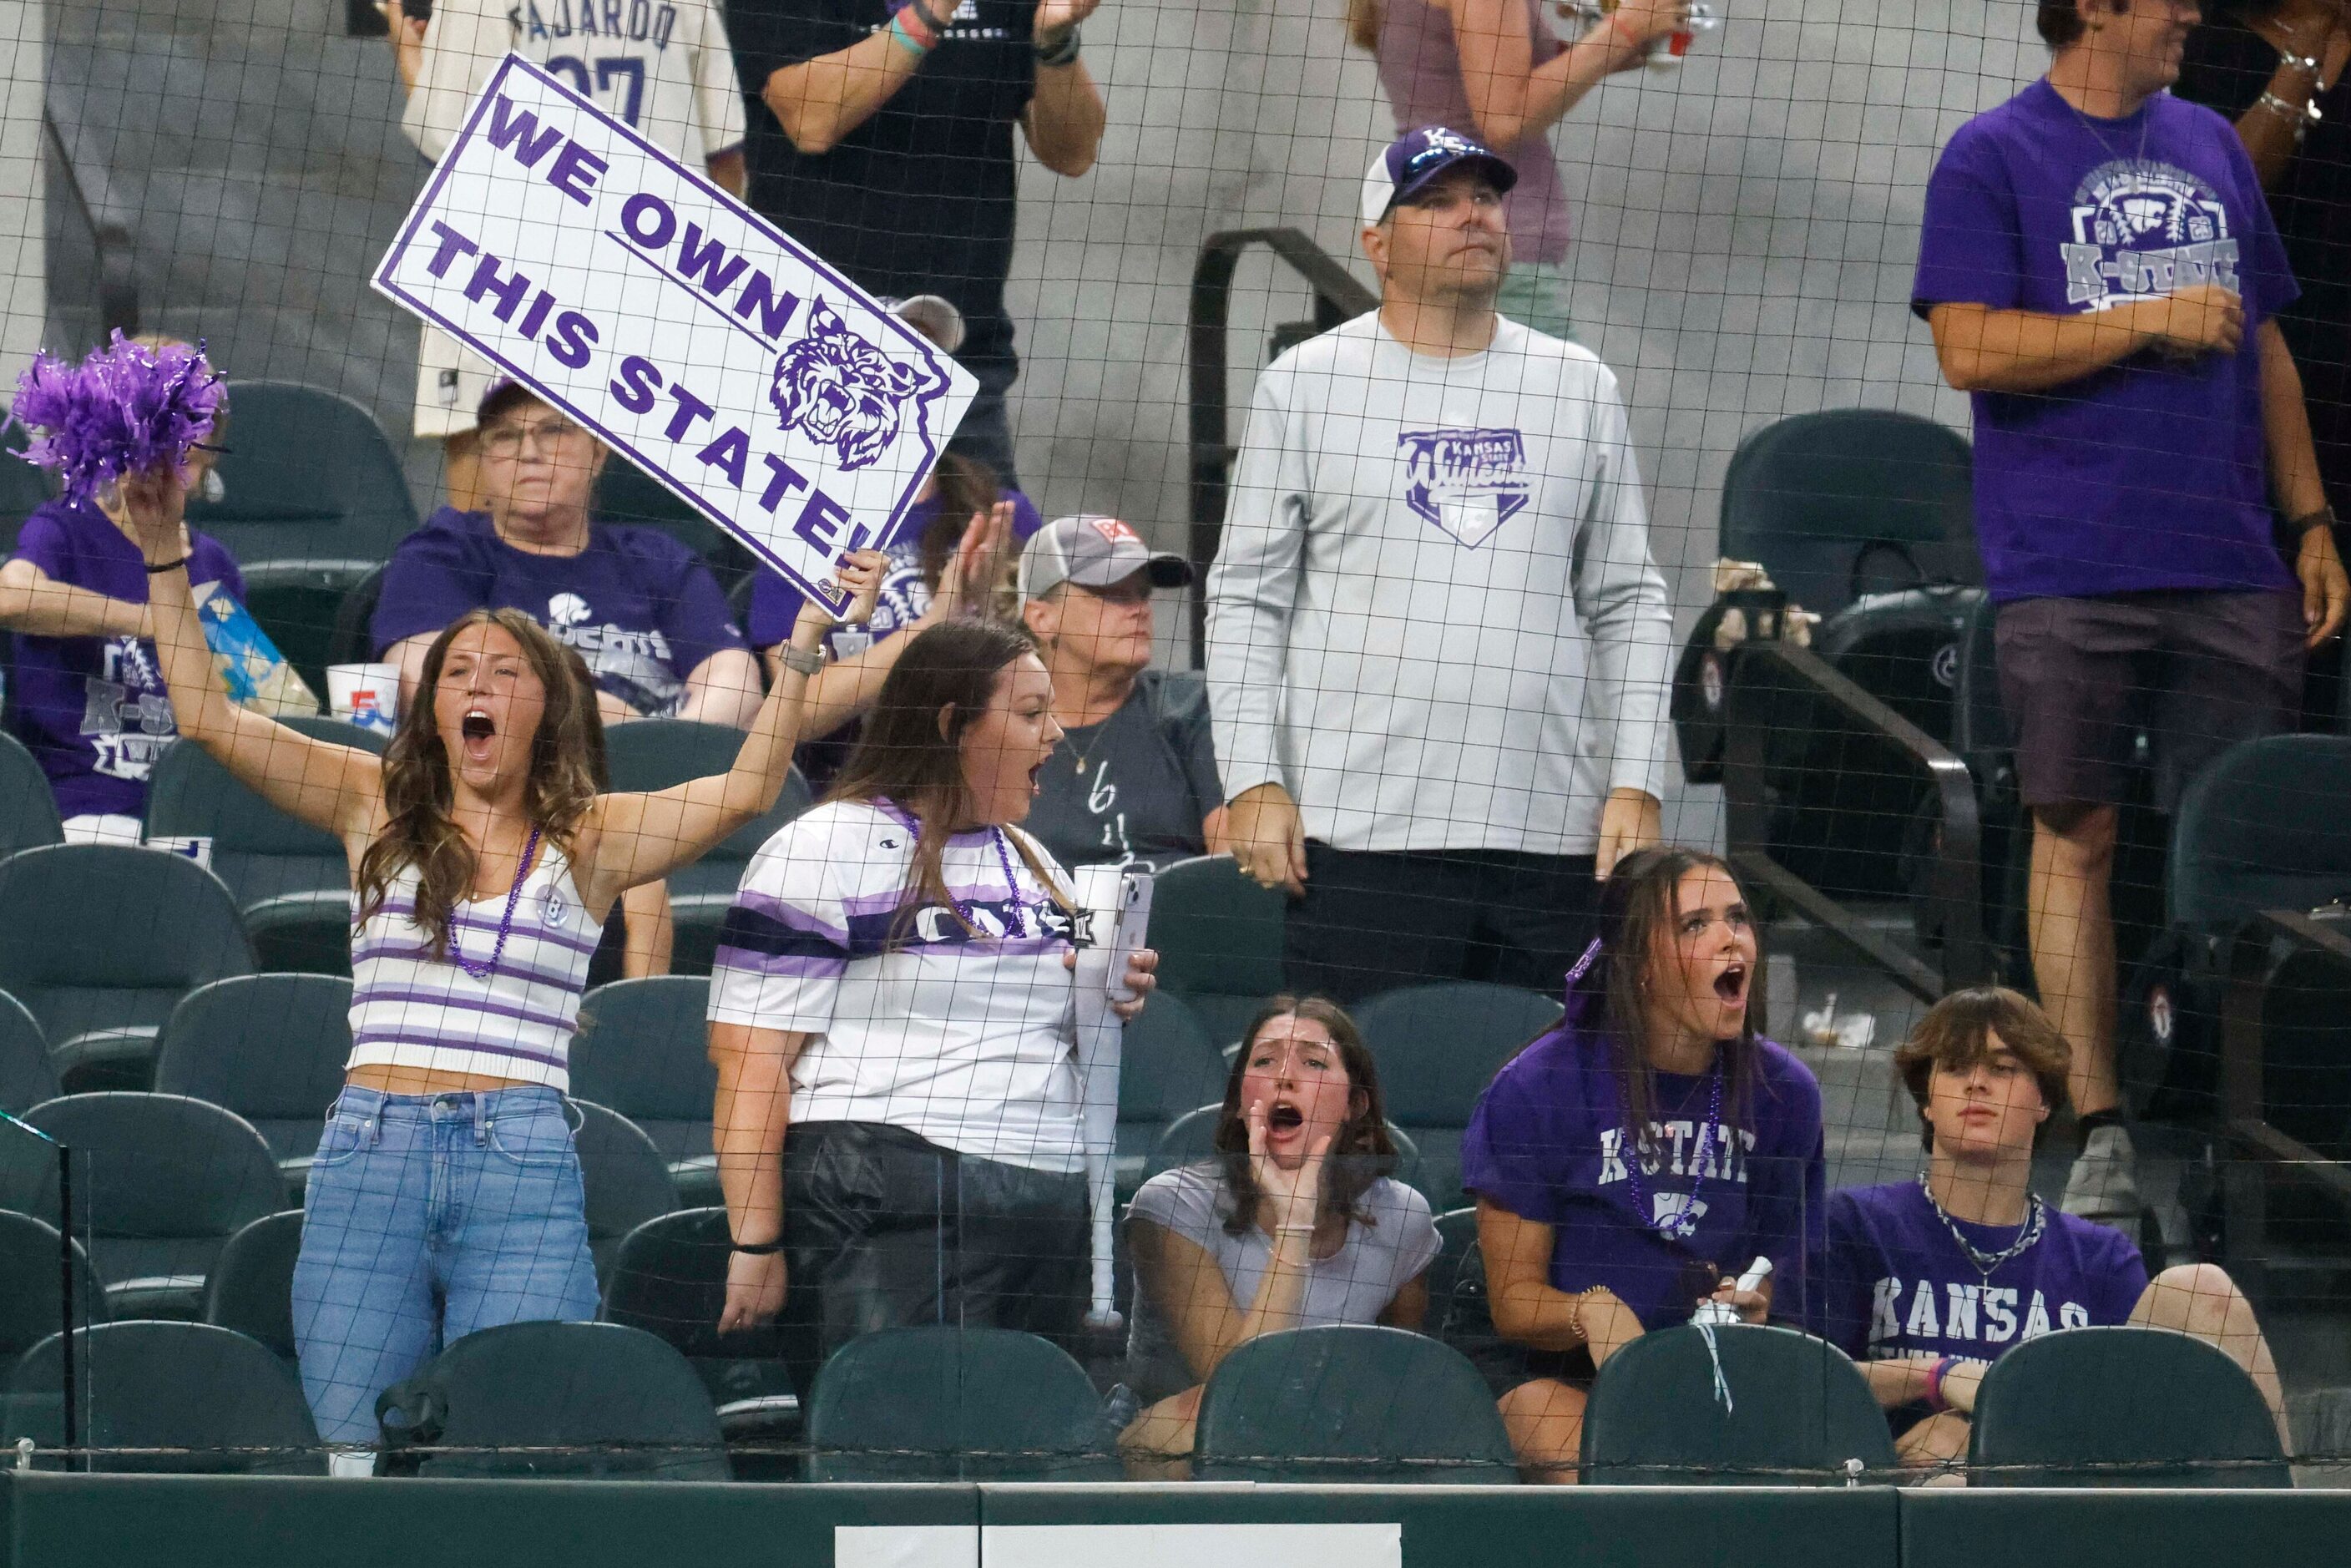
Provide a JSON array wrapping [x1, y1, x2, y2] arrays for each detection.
[[1916, 0, 2348, 1227]]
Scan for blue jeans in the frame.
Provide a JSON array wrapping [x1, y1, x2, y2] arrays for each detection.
[[291, 1085, 600, 1444]]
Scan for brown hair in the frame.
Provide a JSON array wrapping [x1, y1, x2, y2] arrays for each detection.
[[1211, 995, 1398, 1236], [1895, 986, 2073, 1151], [823, 619, 1070, 941], [2038, 0, 2099, 48], [1592, 846, 1765, 1147], [355, 609, 603, 959], [1346, 0, 1382, 51]]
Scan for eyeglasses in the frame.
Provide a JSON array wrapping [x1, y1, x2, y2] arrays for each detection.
[[480, 417, 589, 458]]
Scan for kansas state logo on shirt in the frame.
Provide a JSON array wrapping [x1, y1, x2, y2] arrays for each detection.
[[768, 301, 948, 472], [1398, 427, 1530, 549], [2062, 159, 2238, 311]]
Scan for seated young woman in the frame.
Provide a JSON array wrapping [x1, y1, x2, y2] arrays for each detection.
[[1119, 995, 1439, 1474], [1461, 846, 1826, 1483], [1818, 985, 2285, 1478]]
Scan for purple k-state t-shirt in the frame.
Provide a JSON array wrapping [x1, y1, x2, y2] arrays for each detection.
[[1913, 80, 2298, 602], [1819, 1181, 2148, 1367], [7, 497, 245, 820], [1461, 1019, 1827, 1332], [372, 508, 745, 717]]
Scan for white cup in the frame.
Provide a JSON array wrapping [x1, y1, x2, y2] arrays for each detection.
[[327, 663, 401, 736]]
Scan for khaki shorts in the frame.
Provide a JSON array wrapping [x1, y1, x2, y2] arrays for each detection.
[[1995, 589, 2303, 812]]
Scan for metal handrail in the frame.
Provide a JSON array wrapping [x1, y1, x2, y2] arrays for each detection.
[[1720, 638, 1988, 1002], [1186, 228, 1377, 664], [42, 105, 139, 342]]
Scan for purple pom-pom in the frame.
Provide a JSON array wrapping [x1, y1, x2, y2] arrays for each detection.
[[11, 332, 225, 502]]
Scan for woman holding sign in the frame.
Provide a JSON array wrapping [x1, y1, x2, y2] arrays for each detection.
[[120, 451, 882, 1456], [705, 619, 1157, 1388]]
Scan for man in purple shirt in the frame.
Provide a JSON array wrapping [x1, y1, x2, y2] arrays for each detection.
[[0, 478, 244, 840], [1916, 0, 2349, 1227]]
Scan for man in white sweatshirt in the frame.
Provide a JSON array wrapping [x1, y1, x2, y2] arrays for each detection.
[[1206, 126, 1676, 1003]]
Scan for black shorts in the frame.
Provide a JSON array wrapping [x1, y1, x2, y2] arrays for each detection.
[[1995, 589, 2303, 812], [1286, 845, 1601, 1006], [1463, 1339, 1598, 1401]]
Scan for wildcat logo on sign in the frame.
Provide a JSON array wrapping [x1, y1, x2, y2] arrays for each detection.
[[769, 301, 949, 471], [2061, 159, 2238, 310], [1398, 427, 1530, 549], [372, 54, 975, 613]]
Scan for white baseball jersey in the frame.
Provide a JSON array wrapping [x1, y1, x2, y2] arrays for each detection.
[[402, 0, 747, 437]]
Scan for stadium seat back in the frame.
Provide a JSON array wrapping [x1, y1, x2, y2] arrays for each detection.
[[2169, 734, 2351, 933], [1354, 983, 1562, 1207], [154, 974, 354, 1171], [7, 1320, 322, 1473], [1967, 1325, 2288, 1488], [180, 381, 418, 567], [0, 845, 255, 1092], [201, 1209, 303, 1361], [1148, 1104, 1422, 1196], [0, 730, 65, 856], [0, 1210, 105, 1363], [574, 977, 717, 1164], [1147, 855, 1287, 1047], [805, 1324, 1115, 1481], [1423, 1206, 1482, 1346], [601, 721, 814, 974], [377, 1319, 727, 1479], [602, 1206, 794, 1411], [1115, 992, 1229, 1196], [0, 989, 58, 1114], [0, 419, 53, 557], [0, 1092, 286, 1321], [573, 1100, 680, 1282], [1580, 1323, 1897, 1485], [1719, 409, 1978, 620], [1194, 1323, 1515, 1483]]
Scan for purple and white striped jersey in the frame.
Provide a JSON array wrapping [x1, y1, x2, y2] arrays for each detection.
[[346, 842, 598, 1091], [708, 799, 1086, 1175]]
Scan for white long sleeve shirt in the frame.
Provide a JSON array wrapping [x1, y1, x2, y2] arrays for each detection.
[[1205, 311, 1676, 857]]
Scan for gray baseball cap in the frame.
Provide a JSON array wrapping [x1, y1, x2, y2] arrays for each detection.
[[1019, 514, 1193, 599]]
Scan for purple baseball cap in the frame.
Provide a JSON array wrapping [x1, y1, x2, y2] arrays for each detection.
[[1359, 126, 1518, 226]]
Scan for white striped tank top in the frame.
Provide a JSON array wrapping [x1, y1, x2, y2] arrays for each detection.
[[346, 841, 596, 1091]]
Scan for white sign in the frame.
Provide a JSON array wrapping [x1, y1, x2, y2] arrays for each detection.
[[372, 53, 976, 612]]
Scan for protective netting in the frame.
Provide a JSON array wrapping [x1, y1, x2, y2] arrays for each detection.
[[3, 0, 2350, 1487]]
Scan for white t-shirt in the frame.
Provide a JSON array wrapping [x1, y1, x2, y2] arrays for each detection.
[[1204, 312, 1676, 856], [401, 0, 746, 165], [1124, 1164, 1441, 1400], [707, 799, 1087, 1175]]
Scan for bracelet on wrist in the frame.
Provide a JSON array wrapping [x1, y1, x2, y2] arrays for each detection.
[[776, 642, 825, 677], [2292, 504, 2338, 536], [144, 555, 190, 575], [1565, 1284, 1607, 1344], [1034, 24, 1081, 67], [731, 1239, 784, 1256], [890, 5, 938, 53], [1923, 1354, 1955, 1413], [2259, 89, 2323, 130]]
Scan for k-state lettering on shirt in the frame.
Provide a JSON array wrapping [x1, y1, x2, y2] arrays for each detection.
[[1460, 1015, 1827, 1331], [1818, 1181, 2149, 1365], [1913, 80, 2298, 602], [371, 507, 744, 717], [706, 798, 1085, 1174], [7, 497, 245, 820]]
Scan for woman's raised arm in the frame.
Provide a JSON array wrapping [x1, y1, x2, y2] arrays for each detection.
[[121, 471, 383, 839]]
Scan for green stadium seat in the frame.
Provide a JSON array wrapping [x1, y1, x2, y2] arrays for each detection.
[[0, 1209, 105, 1364], [200, 1209, 302, 1362], [1580, 1323, 1897, 1485], [153, 974, 353, 1201], [1146, 1103, 1421, 1196], [574, 1100, 680, 1286], [0, 844, 255, 1093], [1147, 854, 1286, 1049], [144, 716, 382, 975], [375, 1319, 728, 1479], [0, 989, 58, 1113], [0, 1092, 286, 1321], [574, 977, 720, 1206], [600, 720, 813, 975], [5, 1320, 324, 1474], [1353, 982, 1560, 1208], [600, 1206, 797, 1454], [180, 382, 422, 701], [1968, 1325, 2288, 1488], [804, 1324, 1117, 1481], [1115, 991, 1230, 1201], [0, 412, 55, 556], [1423, 1205, 1481, 1340], [0, 731, 65, 857], [1193, 1323, 1516, 1483]]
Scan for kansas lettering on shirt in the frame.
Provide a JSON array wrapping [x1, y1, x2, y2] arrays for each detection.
[[1818, 1181, 2150, 1366]]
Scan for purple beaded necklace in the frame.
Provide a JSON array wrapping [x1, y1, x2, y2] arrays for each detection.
[[1618, 1060, 1727, 1242], [878, 798, 1033, 938], [451, 825, 541, 983]]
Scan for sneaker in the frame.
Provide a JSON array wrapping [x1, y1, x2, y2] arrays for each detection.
[[2061, 1124, 2142, 1231]]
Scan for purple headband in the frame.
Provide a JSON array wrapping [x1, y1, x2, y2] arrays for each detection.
[[11, 331, 225, 502]]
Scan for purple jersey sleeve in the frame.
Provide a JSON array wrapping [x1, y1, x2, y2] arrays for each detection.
[[1912, 129, 2025, 319], [1459, 1035, 1580, 1226], [747, 569, 806, 651]]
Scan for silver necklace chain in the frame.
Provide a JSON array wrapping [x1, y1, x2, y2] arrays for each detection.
[[1916, 1170, 2047, 1282]]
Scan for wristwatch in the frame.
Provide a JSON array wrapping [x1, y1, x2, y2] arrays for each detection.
[[777, 643, 825, 677]]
